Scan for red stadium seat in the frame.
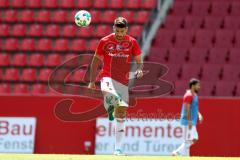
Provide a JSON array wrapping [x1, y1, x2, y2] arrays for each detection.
[[102, 11, 118, 23], [0, 53, 10, 66], [229, 48, 240, 65], [60, 0, 74, 8], [29, 54, 45, 67], [162, 64, 181, 82], [62, 25, 76, 37], [89, 10, 101, 23], [125, 0, 141, 9], [43, 0, 58, 8], [164, 15, 183, 29], [198, 81, 215, 96], [203, 16, 223, 30], [76, 0, 92, 8], [234, 30, 240, 48], [31, 84, 47, 95], [52, 10, 67, 23], [37, 39, 53, 51], [236, 82, 240, 96], [142, 0, 157, 9], [19, 10, 34, 22], [129, 25, 143, 38], [3, 10, 17, 22], [89, 39, 99, 51], [27, 0, 41, 8], [174, 80, 189, 95], [95, 25, 111, 37], [11, 0, 25, 8], [214, 29, 234, 48], [0, 69, 4, 80], [195, 29, 214, 48], [188, 48, 208, 65], [67, 11, 77, 23], [0, 84, 11, 94], [39, 69, 53, 82], [120, 11, 135, 23], [4, 38, 19, 51], [231, 1, 240, 16], [64, 53, 79, 67], [71, 39, 87, 52], [21, 39, 35, 51], [71, 69, 86, 82], [45, 25, 60, 37], [184, 15, 203, 30], [12, 53, 27, 67], [191, 1, 210, 17], [77, 26, 94, 38], [109, 0, 124, 9], [221, 65, 239, 83], [54, 39, 69, 52], [35, 10, 51, 23], [211, 1, 230, 16], [148, 47, 168, 63], [22, 68, 37, 82], [174, 29, 194, 48], [54, 69, 69, 82], [201, 64, 222, 81], [136, 11, 150, 24], [208, 48, 228, 64], [0, 24, 10, 37], [28, 24, 43, 37], [14, 84, 30, 94], [154, 29, 174, 48], [168, 48, 188, 65], [46, 54, 62, 67], [4, 68, 20, 81], [180, 64, 201, 80], [215, 81, 235, 97], [0, 0, 9, 8], [12, 24, 27, 37], [93, 0, 107, 9], [223, 16, 240, 30], [172, 0, 191, 16]]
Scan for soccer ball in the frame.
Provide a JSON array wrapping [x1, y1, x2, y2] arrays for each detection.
[[74, 10, 91, 27]]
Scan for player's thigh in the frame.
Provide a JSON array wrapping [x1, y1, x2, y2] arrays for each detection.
[[114, 106, 127, 118]]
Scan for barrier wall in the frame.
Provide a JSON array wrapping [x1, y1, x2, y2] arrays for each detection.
[[0, 96, 240, 156]]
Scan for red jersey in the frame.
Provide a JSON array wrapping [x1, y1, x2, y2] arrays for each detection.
[[95, 33, 141, 85]]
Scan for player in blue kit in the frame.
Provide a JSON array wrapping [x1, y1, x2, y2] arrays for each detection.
[[172, 78, 203, 156]]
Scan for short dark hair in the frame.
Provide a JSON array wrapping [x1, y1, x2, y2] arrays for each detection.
[[189, 78, 200, 88], [114, 17, 128, 28]]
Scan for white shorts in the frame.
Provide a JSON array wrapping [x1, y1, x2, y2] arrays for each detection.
[[100, 77, 129, 109], [184, 126, 199, 141]]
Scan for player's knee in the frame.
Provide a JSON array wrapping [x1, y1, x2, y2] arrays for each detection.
[[114, 106, 127, 118], [192, 139, 198, 144]]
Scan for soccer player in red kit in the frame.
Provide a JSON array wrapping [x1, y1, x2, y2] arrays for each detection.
[[88, 17, 143, 155]]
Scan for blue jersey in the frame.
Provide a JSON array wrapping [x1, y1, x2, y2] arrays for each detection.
[[180, 90, 199, 126]]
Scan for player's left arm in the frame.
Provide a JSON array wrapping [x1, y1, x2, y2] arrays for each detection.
[[198, 112, 203, 123], [134, 55, 143, 79]]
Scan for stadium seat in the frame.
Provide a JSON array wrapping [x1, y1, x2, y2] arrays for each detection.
[[102, 11, 118, 23], [22, 68, 37, 82], [54, 39, 69, 52], [188, 48, 208, 65], [125, 0, 141, 9], [195, 29, 214, 48], [11, 0, 25, 8], [215, 81, 235, 97], [43, 0, 58, 8], [120, 11, 135, 23], [67, 11, 77, 23], [148, 47, 168, 63], [71, 69, 86, 82], [203, 16, 223, 30], [52, 10, 67, 23], [60, 0, 74, 8], [162, 64, 181, 82], [45, 25, 60, 37], [221, 65, 239, 83], [64, 53, 79, 67], [214, 30, 234, 48], [12, 53, 27, 67], [229, 48, 240, 65], [37, 39, 53, 51], [21, 39, 35, 51], [95, 25, 111, 37], [4, 68, 20, 81], [48, 84, 64, 95], [198, 81, 215, 96], [76, 0, 92, 8], [19, 10, 34, 22], [208, 48, 228, 64], [231, 1, 240, 16], [154, 29, 174, 48], [174, 29, 194, 48], [29, 54, 45, 67], [54, 69, 70, 82], [0, 0, 9, 8], [4, 38, 19, 51], [211, 1, 230, 16], [39, 69, 53, 82], [142, 0, 157, 10], [0, 24, 10, 37], [174, 80, 189, 95], [31, 84, 47, 95], [77, 26, 94, 38], [201, 64, 222, 81], [3, 10, 17, 22], [180, 64, 201, 80], [234, 30, 240, 48], [71, 39, 87, 52], [12, 24, 27, 37], [223, 16, 240, 30], [163, 15, 183, 29], [172, 0, 191, 16], [93, 0, 107, 9], [236, 82, 240, 96], [129, 25, 143, 38], [136, 11, 150, 24], [62, 25, 76, 37], [35, 10, 51, 23], [108, 0, 124, 9], [27, 0, 41, 8], [46, 54, 62, 67], [0, 83, 11, 94], [14, 84, 30, 94], [89, 10, 101, 23], [168, 48, 188, 65], [89, 39, 99, 51], [28, 24, 43, 37], [184, 16, 203, 30], [0, 53, 10, 66], [191, 1, 210, 17]]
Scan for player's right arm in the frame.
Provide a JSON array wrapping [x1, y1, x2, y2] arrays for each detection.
[[88, 53, 102, 89]]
